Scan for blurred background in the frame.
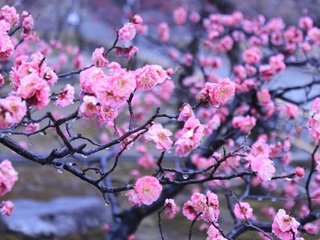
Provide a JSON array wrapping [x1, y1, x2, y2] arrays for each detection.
[[0, 0, 320, 239]]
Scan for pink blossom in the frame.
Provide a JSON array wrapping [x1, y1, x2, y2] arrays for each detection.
[[178, 103, 194, 121], [284, 103, 299, 119], [232, 115, 256, 133], [97, 105, 118, 124], [173, 6, 187, 25], [189, 11, 200, 23], [215, 36, 233, 52], [164, 199, 179, 219], [234, 202, 253, 220], [243, 47, 261, 65], [0, 27, 14, 61], [183, 201, 198, 221], [0, 200, 14, 216], [0, 5, 19, 26], [206, 225, 227, 240], [202, 78, 235, 106], [115, 46, 138, 59], [55, 84, 74, 107], [0, 160, 18, 197], [134, 176, 162, 205], [21, 11, 34, 32], [25, 123, 39, 134], [80, 66, 106, 94], [269, 54, 286, 73], [183, 191, 220, 223], [0, 95, 27, 128], [138, 153, 155, 169], [247, 155, 275, 181], [233, 65, 247, 79], [191, 155, 214, 169], [135, 65, 169, 91], [79, 95, 98, 119], [158, 22, 170, 42], [257, 89, 271, 104], [259, 65, 274, 81], [312, 97, 320, 112], [92, 47, 108, 68], [131, 14, 143, 25], [308, 27, 320, 45], [145, 123, 173, 151], [213, 78, 236, 105], [272, 209, 300, 240], [119, 22, 136, 41], [175, 117, 204, 157], [299, 16, 313, 30]]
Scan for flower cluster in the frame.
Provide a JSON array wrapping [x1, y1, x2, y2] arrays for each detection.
[[183, 191, 220, 223], [272, 209, 300, 240]]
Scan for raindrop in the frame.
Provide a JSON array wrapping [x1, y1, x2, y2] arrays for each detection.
[[105, 202, 110, 207], [271, 198, 276, 202], [80, 154, 88, 159], [182, 173, 188, 180], [57, 168, 64, 174], [40, 132, 45, 136], [67, 162, 73, 167], [214, 104, 220, 108], [257, 197, 263, 201], [167, 150, 172, 154], [7, 132, 12, 135]]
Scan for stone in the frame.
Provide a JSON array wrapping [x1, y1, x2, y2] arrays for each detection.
[[0, 197, 108, 238]]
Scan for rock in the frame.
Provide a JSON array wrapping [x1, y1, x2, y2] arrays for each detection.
[[0, 197, 108, 238]]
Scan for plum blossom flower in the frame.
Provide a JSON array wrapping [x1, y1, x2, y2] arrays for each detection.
[[0, 5, 19, 26], [213, 78, 236, 105], [0, 200, 14, 216], [183, 191, 220, 223], [164, 199, 179, 219], [232, 115, 256, 133], [234, 202, 253, 221], [135, 65, 169, 91], [80, 66, 106, 94], [25, 123, 39, 134], [0, 95, 27, 129], [243, 47, 261, 65], [158, 22, 170, 42], [175, 117, 204, 157], [173, 6, 187, 25], [79, 95, 98, 119], [137, 153, 155, 169], [55, 84, 74, 107], [272, 209, 300, 240], [200, 78, 235, 106], [0, 160, 18, 197], [0, 20, 14, 61], [119, 22, 136, 41], [92, 47, 108, 68], [145, 123, 173, 151], [312, 97, 320, 112], [284, 103, 299, 119], [132, 176, 163, 205], [308, 27, 320, 45], [206, 225, 227, 240], [299, 16, 313, 30]]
